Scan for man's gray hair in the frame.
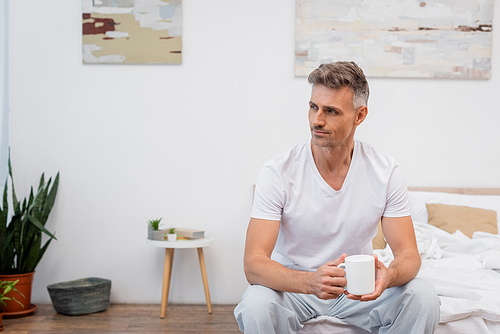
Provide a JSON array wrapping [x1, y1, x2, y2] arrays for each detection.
[[307, 61, 369, 109]]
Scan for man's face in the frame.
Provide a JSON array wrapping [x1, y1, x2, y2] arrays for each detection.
[[308, 85, 366, 148]]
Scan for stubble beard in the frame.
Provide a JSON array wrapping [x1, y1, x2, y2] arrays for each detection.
[[311, 129, 334, 148], [311, 127, 351, 149]]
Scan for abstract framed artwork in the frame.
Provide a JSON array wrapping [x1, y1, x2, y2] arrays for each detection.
[[82, 0, 182, 64], [295, 0, 494, 79]]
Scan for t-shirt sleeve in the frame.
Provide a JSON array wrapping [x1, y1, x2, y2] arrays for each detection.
[[383, 163, 411, 217], [251, 161, 284, 221]]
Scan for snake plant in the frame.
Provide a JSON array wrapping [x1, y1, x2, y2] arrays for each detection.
[[0, 155, 59, 275]]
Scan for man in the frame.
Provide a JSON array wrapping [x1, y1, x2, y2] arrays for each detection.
[[234, 61, 440, 333]]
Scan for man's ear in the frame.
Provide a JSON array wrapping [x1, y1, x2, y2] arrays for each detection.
[[354, 106, 368, 126]]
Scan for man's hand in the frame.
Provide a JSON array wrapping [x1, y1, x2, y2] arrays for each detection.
[[344, 254, 391, 302], [309, 253, 348, 300]]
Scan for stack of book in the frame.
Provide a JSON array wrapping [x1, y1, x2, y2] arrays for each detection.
[[175, 228, 205, 239]]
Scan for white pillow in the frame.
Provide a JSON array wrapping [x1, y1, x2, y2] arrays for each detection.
[[408, 191, 500, 231]]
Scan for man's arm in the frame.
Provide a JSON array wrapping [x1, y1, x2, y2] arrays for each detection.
[[382, 215, 421, 287], [244, 217, 347, 300], [346, 215, 420, 301]]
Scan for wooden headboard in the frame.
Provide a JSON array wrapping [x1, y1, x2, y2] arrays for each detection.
[[408, 187, 500, 196]]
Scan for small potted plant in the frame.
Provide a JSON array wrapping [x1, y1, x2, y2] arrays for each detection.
[[167, 227, 177, 242], [148, 218, 165, 241], [1, 279, 25, 331]]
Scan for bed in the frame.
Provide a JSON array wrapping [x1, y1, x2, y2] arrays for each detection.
[[299, 187, 500, 334]]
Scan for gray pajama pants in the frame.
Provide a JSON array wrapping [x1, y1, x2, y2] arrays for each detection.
[[234, 278, 440, 334]]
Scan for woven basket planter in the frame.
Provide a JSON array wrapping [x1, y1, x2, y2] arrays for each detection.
[[47, 277, 111, 316]]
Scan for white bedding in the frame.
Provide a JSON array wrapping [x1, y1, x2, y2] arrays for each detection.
[[300, 221, 500, 333], [378, 221, 500, 325]]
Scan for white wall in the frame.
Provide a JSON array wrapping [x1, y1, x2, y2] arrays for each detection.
[[0, 0, 9, 181], [8, 0, 500, 305]]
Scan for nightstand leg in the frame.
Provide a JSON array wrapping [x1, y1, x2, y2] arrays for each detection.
[[161, 248, 175, 318], [197, 247, 212, 314]]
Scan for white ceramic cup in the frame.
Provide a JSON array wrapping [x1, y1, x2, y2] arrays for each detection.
[[339, 255, 375, 296]]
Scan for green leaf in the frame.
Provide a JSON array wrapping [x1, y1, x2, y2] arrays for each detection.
[[38, 173, 45, 191], [30, 186, 45, 222], [1, 220, 16, 273], [0, 180, 8, 248], [41, 173, 59, 224], [36, 237, 54, 270], [10, 214, 22, 271], [28, 187, 34, 208], [38, 181, 49, 224], [28, 185, 45, 222], [8, 154, 19, 215], [21, 233, 41, 273], [1, 179, 7, 229], [0, 237, 15, 274], [27, 215, 57, 240], [12, 296, 24, 308], [22, 218, 40, 267]]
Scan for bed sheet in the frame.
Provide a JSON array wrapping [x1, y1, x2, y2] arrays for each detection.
[[299, 221, 500, 333], [299, 315, 500, 334]]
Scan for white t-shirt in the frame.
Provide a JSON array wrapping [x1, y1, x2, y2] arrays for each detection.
[[251, 139, 410, 271]]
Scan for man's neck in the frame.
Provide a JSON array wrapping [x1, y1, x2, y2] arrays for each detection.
[[311, 139, 355, 191]]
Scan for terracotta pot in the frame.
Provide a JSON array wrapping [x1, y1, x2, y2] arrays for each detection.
[[0, 272, 35, 314]]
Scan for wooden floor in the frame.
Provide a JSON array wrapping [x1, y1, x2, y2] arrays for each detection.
[[1, 304, 241, 333]]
